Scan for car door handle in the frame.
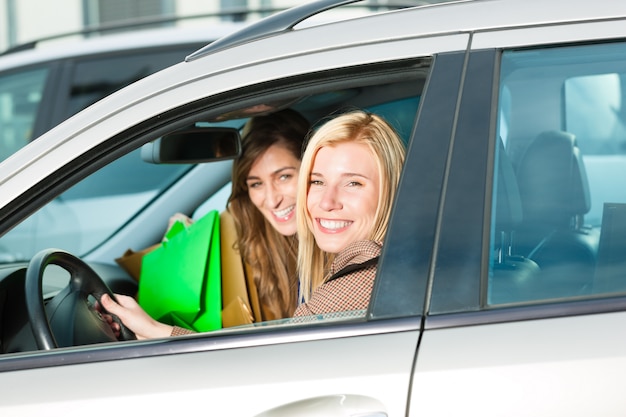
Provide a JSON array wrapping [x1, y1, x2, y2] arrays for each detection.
[[254, 394, 387, 416]]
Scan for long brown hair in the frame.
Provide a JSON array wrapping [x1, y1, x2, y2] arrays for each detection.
[[228, 109, 310, 319]]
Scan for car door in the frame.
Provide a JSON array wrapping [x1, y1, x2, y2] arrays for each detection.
[[409, 16, 626, 417], [0, 31, 468, 417]]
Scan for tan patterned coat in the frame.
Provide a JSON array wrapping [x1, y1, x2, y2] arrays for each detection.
[[293, 240, 381, 317]]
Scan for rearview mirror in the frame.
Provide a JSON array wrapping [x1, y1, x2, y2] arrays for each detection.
[[141, 126, 241, 164]]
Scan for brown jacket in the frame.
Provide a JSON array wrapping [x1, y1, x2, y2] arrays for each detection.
[[293, 240, 381, 317]]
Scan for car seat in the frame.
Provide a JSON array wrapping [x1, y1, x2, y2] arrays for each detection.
[[489, 138, 540, 305], [592, 202, 626, 294], [515, 130, 598, 297]]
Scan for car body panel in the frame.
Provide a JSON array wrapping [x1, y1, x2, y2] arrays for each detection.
[[1, 321, 419, 416], [472, 15, 626, 49], [413, 312, 626, 416]]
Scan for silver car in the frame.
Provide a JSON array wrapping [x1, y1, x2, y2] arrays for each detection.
[[1, 0, 626, 415]]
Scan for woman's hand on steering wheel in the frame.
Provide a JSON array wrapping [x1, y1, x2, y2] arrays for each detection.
[[99, 293, 174, 340]]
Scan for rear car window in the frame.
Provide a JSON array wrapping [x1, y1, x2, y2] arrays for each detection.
[[489, 41, 626, 306]]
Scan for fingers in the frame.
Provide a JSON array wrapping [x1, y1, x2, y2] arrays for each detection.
[[99, 293, 116, 311], [113, 294, 140, 310], [97, 294, 122, 338], [100, 293, 127, 317], [168, 213, 193, 230], [104, 315, 121, 338]]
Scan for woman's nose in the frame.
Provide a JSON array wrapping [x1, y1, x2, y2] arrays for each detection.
[[265, 184, 283, 208], [318, 186, 342, 211]]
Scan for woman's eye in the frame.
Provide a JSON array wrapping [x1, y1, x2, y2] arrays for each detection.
[[279, 174, 292, 181], [248, 181, 262, 189], [310, 179, 323, 186], [347, 181, 363, 187]]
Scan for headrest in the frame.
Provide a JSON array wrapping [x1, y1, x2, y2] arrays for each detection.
[[495, 138, 522, 230], [517, 131, 591, 228]]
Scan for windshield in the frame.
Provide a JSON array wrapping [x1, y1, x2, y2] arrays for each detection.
[[0, 148, 191, 262]]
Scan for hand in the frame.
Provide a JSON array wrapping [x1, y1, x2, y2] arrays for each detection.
[[167, 213, 193, 231], [99, 293, 173, 340]]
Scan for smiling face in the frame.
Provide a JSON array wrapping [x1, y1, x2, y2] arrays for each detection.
[[306, 142, 380, 253], [247, 143, 301, 236]]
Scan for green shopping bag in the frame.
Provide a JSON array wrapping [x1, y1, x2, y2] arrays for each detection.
[[138, 210, 222, 332]]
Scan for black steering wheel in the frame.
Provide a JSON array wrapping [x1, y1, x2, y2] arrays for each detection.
[[25, 249, 136, 350]]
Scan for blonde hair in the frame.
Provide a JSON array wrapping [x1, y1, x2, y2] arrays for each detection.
[[296, 110, 406, 302], [228, 109, 310, 319]]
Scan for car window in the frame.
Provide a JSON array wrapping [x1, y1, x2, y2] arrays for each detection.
[[488, 41, 626, 306], [0, 67, 49, 160], [366, 96, 420, 145], [0, 52, 435, 357]]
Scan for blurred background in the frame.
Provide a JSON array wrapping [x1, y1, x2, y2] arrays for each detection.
[[0, 0, 410, 52]]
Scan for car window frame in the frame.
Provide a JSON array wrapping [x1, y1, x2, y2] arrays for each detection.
[[0, 57, 439, 371], [424, 48, 499, 316], [371, 50, 468, 320]]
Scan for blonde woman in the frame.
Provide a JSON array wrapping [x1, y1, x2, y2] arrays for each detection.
[[293, 110, 405, 316]]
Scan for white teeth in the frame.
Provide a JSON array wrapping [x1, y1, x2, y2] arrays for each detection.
[[319, 219, 351, 230], [274, 205, 294, 219]]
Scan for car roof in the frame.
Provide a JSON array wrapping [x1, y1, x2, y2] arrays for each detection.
[[3, 0, 626, 190], [190, 0, 626, 60], [0, 23, 243, 72], [0, 1, 410, 72]]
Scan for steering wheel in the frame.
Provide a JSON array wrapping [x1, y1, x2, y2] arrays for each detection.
[[25, 249, 136, 350]]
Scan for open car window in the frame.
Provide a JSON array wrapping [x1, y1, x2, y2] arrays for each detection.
[[0, 58, 429, 354]]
